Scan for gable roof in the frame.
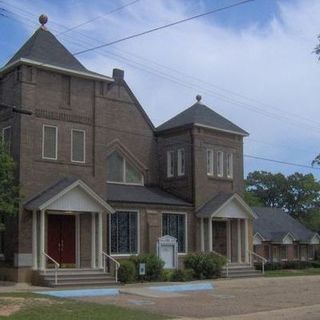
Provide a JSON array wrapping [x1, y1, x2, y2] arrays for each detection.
[[7, 28, 87, 72], [253, 207, 319, 243], [24, 176, 114, 213], [106, 183, 192, 207], [156, 102, 248, 136], [196, 192, 256, 219]]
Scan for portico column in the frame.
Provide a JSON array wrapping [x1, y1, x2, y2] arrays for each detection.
[[39, 209, 45, 270], [244, 219, 249, 263], [237, 219, 242, 263], [226, 220, 231, 261], [200, 218, 204, 252], [97, 212, 103, 268], [91, 213, 96, 268], [32, 210, 38, 270], [208, 218, 213, 252]]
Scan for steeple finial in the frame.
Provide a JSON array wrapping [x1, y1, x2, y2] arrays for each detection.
[[196, 94, 202, 103], [39, 14, 48, 30]]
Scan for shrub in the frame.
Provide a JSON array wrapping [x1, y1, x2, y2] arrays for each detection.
[[118, 260, 136, 283], [184, 252, 226, 279], [255, 261, 317, 271], [161, 269, 173, 282], [170, 268, 194, 282], [130, 254, 165, 282]]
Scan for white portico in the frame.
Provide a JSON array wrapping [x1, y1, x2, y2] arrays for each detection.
[[24, 177, 114, 271], [197, 193, 256, 263]]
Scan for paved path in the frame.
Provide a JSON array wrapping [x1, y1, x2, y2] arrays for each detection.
[[80, 276, 320, 319]]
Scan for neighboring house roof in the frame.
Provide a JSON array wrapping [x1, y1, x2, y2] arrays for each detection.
[[106, 183, 192, 206], [253, 207, 319, 243], [196, 192, 256, 219], [156, 102, 248, 136], [2, 27, 112, 81], [24, 176, 114, 213]]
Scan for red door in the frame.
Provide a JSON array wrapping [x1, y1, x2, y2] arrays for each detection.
[[48, 215, 76, 266]]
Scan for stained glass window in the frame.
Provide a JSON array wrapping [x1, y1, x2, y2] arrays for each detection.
[[111, 211, 138, 254], [162, 213, 186, 252]]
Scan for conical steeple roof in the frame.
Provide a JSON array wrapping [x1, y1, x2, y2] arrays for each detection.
[[7, 27, 87, 73]]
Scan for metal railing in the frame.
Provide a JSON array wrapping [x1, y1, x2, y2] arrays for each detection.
[[248, 250, 267, 275], [211, 250, 231, 277], [101, 251, 120, 283], [42, 252, 60, 285]]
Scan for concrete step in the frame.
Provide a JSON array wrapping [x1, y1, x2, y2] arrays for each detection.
[[38, 269, 118, 287]]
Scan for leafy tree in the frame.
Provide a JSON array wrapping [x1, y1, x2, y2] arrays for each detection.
[[298, 209, 320, 232], [246, 171, 287, 208], [244, 190, 264, 207], [286, 173, 320, 217], [0, 139, 19, 231], [245, 171, 320, 218], [314, 34, 320, 58]]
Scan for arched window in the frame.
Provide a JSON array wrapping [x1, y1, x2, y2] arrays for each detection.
[[107, 152, 144, 185]]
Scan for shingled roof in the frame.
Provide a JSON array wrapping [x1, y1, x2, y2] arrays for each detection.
[[7, 27, 87, 72], [156, 102, 248, 136], [253, 207, 319, 243]]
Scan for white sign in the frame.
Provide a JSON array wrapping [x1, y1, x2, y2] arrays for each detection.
[[157, 235, 178, 269]]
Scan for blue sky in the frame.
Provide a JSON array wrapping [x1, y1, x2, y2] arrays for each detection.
[[1, 0, 320, 179]]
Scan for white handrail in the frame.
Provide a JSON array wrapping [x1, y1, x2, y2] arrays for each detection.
[[247, 250, 267, 275], [211, 250, 231, 277], [42, 252, 60, 285], [101, 251, 120, 283]]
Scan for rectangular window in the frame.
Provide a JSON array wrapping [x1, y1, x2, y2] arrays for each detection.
[[294, 245, 299, 260], [272, 246, 279, 262], [71, 129, 85, 163], [2, 126, 11, 154], [111, 211, 138, 255], [207, 149, 214, 176], [308, 245, 315, 260], [300, 245, 307, 260], [42, 125, 58, 160], [167, 150, 174, 177], [162, 213, 186, 253], [217, 151, 224, 177], [226, 153, 233, 178], [280, 245, 287, 260], [177, 149, 185, 176]]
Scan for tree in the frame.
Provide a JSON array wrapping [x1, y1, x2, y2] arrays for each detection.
[[245, 171, 320, 218], [315, 34, 320, 58], [245, 171, 287, 208], [0, 139, 19, 231]]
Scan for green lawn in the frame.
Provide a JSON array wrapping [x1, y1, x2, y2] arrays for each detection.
[[0, 292, 168, 320], [265, 268, 320, 277]]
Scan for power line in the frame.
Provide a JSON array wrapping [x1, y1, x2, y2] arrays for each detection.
[[244, 154, 319, 170], [57, 0, 140, 36], [73, 0, 254, 55]]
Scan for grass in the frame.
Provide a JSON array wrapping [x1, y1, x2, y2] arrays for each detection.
[[264, 268, 320, 277], [0, 292, 169, 320]]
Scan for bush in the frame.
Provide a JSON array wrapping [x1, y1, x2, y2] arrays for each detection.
[[170, 268, 194, 282], [184, 252, 226, 279], [161, 269, 173, 282], [255, 260, 318, 271], [118, 260, 136, 283], [130, 254, 165, 282]]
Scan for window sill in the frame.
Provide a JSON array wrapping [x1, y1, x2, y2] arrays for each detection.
[[207, 176, 233, 182], [110, 253, 139, 257], [35, 158, 92, 167], [107, 181, 144, 186]]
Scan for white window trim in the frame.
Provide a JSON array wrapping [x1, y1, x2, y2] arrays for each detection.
[[42, 125, 58, 160], [226, 152, 233, 179], [207, 149, 214, 176], [217, 151, 224, 177], [106, 156, 144, 186], [177, 148, 185, 176], [167, 150, 174, 178], [109, 209, 140, 257], [71, 129, 86, 163], [161, 211, 188, 254], [2, 126, 11, 151]]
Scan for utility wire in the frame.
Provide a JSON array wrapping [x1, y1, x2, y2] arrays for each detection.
[[57, 0, 140, 36], [244, 154, 319, 170], [73, 0, 254, 55]]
